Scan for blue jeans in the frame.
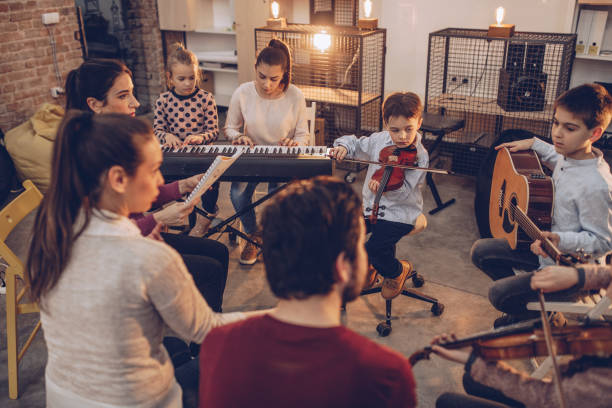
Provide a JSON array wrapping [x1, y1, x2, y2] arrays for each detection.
[[365, 218, 414, 278], [230, 181, 278, 235]]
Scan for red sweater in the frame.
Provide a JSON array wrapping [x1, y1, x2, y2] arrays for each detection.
[[199, 315, 417, 408]]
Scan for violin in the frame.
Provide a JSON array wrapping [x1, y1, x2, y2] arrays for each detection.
[[408, 320, 612, 366], [367, 145, 418, 224]]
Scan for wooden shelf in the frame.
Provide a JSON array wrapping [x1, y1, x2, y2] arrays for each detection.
[[299, 85, 380, 107], [428, 94, 554, 122]]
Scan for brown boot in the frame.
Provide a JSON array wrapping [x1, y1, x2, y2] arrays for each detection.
[[381, 260, 412, 300], [362, 265, 379, 291], [240, 234, 260, 265]]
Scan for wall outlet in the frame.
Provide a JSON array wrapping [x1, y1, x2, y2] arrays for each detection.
[[42, 12, 59, 25], [50, 87, 64, 98]]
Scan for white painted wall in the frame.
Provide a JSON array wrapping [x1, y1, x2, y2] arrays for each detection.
[[376, 0, 575, 98]]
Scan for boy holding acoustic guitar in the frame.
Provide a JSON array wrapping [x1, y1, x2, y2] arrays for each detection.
[[471, 83, 612, 328], [329, 92, 428, 300]]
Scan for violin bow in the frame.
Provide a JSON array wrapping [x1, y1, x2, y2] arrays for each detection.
[[327, 155, 454, 175], [537, 290, 567, 408]]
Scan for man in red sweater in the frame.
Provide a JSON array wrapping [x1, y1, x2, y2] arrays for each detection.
[[199, 176, 417, 408]]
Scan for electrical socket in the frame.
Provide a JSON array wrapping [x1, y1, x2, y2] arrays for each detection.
[[461, 77, 469, 84], [50, 87, 64, 98], [42, 12, 59, 25]]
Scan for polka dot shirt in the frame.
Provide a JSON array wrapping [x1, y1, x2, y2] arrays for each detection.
[[154, 88, 219, 144]]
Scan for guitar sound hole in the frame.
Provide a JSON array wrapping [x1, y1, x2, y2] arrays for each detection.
[[502, 195, 518, 234]]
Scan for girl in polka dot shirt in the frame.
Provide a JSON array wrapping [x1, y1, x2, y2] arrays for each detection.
[[154, 43, 219, 235]]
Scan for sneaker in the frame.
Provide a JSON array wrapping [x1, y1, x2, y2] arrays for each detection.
[[240, 235, 260, 265], [188, 212, 215, 237], [362, 265, 379, 291], [381, 260, 412, 300]]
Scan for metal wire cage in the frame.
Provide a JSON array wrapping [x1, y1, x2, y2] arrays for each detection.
[[310, 0, 359, 27], [425, 28, 576, 175], [255, 24, 386, 150]]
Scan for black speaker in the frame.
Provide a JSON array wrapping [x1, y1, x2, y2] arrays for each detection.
[[506, 43, 525, 73], [525, 44, 546, 73], [497, 68, 547, 112]]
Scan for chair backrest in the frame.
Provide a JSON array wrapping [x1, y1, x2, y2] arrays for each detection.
[[409, 213, 427, 236], [304, 101, 316, 146], [0, 180, 43, 275]]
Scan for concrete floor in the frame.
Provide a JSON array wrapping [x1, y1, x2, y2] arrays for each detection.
[[0, 162, 502, 407]]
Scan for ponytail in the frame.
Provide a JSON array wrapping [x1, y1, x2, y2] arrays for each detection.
[[26, 111, 153, 304], [65, 59, 132, 111], [256, 39, 292, 92], [166, 42, 201, 89]]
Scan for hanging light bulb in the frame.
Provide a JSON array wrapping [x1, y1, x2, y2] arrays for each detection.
[[314, 30, 331, 52]]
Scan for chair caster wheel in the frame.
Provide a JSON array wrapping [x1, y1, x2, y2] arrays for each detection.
[[431, 303, 445, 316], [344, 172, 356, 183], [412, 274, 425, 288], [376, 322, 392, 337]]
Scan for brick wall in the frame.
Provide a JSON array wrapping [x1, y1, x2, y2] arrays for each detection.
[[123, 0, 165, 114], [0, 0, 83, 132]]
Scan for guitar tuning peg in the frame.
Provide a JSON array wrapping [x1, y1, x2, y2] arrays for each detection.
[[379, 205, 386, 210], [379, 212, 385, 217], [365, 207, 372, 212]]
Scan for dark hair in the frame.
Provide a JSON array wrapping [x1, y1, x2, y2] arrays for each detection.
[[382, 92, 423, 124], [255, 39, 292, 92], [261, 176, 363, 299], [65, 59, 132, 112], [554, 83, 612, 130], [165, 42, 202, 89], [26, 111, 153, 303]]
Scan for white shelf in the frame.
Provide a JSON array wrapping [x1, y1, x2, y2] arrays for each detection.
[[575, 53, 612, 61], [193, 27, 236, 35], [200, 66, 238, 74]]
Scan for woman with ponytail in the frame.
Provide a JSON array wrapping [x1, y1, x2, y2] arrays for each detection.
[[65, 59, 230, 319], [224, 38, 309, 265], [27, 111, 263, 408]]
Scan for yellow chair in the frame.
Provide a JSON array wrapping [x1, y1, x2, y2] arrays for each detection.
[[0, 180, 43, 399]]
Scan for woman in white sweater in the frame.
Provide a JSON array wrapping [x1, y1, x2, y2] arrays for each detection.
[[26, 111, 261, 407], [224, 39, 309, 265]]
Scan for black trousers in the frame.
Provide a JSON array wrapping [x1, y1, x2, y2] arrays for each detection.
[[161, 232, 228, 312], [436, 372, 525, 408], [365, 218, 414, 278]]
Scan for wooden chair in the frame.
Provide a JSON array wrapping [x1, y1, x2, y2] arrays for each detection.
[[360, 213, 445, 336], [0, 180, 43, 399]]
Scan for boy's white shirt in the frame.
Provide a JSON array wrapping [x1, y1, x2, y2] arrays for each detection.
[[333, 131, 428, 225], [531, 137, 612, 267]]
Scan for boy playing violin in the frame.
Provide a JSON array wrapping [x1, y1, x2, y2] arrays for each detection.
[[329, 92, 428, 299]]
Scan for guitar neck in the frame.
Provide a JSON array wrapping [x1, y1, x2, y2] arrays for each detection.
[[511, 205, 563, 261]]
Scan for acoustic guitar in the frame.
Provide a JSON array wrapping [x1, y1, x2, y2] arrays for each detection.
[[489, 147, 557, 255]]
